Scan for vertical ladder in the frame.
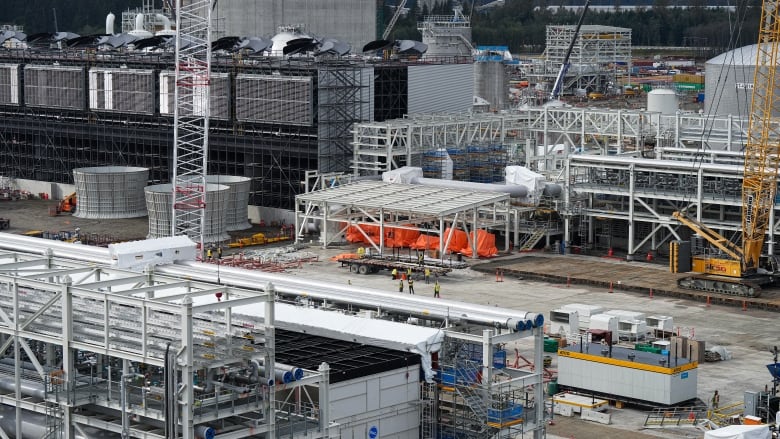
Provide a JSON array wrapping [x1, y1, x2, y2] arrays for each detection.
[[420, 381, 437, 439]]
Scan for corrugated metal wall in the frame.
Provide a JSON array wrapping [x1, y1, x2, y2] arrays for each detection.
[[0, 64, 19, 105], [407, 64, 474, 115]]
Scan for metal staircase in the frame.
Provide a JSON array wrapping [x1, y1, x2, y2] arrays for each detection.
[[518, 227, 546, 252]]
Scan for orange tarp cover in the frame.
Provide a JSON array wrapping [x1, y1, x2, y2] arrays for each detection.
[[345, 225, 382, 244], [384, 225, 420, 248], [411, 234, 440, 250], [442, 228, 468, 252], [459, 230, 498, 258]]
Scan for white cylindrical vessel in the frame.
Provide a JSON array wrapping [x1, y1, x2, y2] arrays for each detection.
[[646, 89, 678, 115], [205, 175, 252, 231], [144, 183, 230, 243], [73, 166, 149, 219]]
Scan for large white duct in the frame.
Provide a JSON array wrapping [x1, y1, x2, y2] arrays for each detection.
[[410, 177, 528, 198], [0, 233, 544, 331]]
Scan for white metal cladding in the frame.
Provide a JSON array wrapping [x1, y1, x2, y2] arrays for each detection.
[[89, 68, 155, 114], [296, 180, 509, 217], [235, 74, 313, 125], [407, 64, 474, 115], [557, 354, 698, 405], [0, 64, 19, 105], [159, 71, 230, 119], [73, 166, 149, 219], [24, 65, 84, 110], [205, 175, 252, 231], [329, 367, 421, 438], [145, 183, 231, 243]]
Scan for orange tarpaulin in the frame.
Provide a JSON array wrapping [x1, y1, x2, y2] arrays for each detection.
[[385, 224, 420, 248], [345, 225, 382, 244], [459, 230, 498, 258], [442, 228, 468, 252], [410, 234, 440, 250]]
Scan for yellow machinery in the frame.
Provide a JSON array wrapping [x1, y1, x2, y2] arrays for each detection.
[[671, 0, 780, 297]]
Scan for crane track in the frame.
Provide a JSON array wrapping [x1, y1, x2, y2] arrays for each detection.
[[676, 276, 762, 298]]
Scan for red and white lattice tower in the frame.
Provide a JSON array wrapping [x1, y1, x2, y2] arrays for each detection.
[[171, 0, 213, 249]]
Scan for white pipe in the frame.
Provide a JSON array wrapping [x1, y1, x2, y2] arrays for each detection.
[[0, 233, 545, 330], [156, 13, 171, 31], [410, 177, 528, 198], [135, 14, 144, 32], [0, 404, 120, 438]]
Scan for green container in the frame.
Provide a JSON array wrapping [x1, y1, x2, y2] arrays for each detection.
[[547, 380, 559, 395], [544, 338, 559, 353]]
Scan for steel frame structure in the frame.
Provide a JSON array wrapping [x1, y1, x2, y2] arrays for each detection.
[[351, 109, 753, 177], [0, 234, 550, 439], [563, 153, 780, 259], [0, 249, 315, 439], [295, 180, 514, 256], [542, 25, 632, 95]]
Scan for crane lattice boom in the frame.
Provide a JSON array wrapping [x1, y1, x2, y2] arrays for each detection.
[[172, 0, 213, 250], [742, 0, 780, 271]]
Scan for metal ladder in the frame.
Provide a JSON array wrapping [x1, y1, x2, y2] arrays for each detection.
[[420, 381, 437, 439], [43, 402, 63, 439], [518, 227, 546, 252]]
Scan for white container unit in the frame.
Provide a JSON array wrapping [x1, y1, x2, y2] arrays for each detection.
[[646, 315, 674, 332], [109, 236, 196, 270], [549, 309, 579, 337], [603, 309, 646, 321], [588, 314, 618, 344], [561, 303, 605, 331], [617, 319, 648, 342]]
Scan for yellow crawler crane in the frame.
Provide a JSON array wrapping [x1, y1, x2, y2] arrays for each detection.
[[672, 0, 780, 297]]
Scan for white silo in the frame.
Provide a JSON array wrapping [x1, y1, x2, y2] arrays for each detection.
[[647, 89, 678, 115], [205, 175, 252, 231], [73, 167, 148, 219], [144, 184, 231, 243], [703, 44, 779, 117]]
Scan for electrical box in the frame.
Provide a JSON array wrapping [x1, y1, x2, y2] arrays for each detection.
[[744, 390, 760, 417]]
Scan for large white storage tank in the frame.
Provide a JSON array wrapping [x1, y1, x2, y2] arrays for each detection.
[[144, 184, 230, 243], [73, 166, 148, 219], [646, 89, 678, 115], [704, 44, 774, 117]]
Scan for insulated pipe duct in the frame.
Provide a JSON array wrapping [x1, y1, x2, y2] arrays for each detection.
[[195, 426, 216, 439], [0, 405, 121, 438], [0, 233, 545, 331], [0, 377, 46, 399], [164, 262, 545, 331], [409, 177, 528, 198], [542, 184, 563, 197], [105, 13, 115, 35]]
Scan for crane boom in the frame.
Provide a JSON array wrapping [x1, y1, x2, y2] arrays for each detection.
[[549, 0, 591, 101], [670, 0, 780, 297], [172, 0, 214, 251], [382, 0, 408, 40], [742, 0, 780, 272]]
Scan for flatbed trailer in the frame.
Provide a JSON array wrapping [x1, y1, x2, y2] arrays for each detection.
[[339, 257, 455, 276]]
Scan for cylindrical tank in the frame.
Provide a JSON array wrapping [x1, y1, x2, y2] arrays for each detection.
[[205, 175, 251, 231], [73, 166, 149, 219], [144, 183, 230, 243], [703, 44, 780, 117], [646, 89, 678, 115], [474, 61, 508, 111]]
